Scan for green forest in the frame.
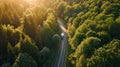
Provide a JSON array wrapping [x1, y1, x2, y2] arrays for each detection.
[[0, 0, 61, 67], [0, 0, 120, 67]]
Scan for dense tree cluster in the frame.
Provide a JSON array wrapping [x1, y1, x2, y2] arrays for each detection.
[[0, 0, 61, 67], [0, 0, 30, 27], [1, 0, 120, 67], [55, 0, 120, 67]]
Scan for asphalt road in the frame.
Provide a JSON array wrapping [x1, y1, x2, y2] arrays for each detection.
[[53, 18, 67, 67]]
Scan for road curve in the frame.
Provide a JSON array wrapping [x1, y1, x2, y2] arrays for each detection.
[[53, 18, 67, 67]]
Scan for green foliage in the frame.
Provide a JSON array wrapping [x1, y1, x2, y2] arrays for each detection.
[[105, 3, 120, 18], [115, 16, 120, 23], [77, 23, 90, 33], [0, 0, 29, 27], [2, 0, 120, 67], [0, 24, 21, 66], [41, 22, 54, 48], [1, 63, 11, 67], [72, 17, 81, 28], [45, 13, 60, 34], [76, 54, 86, 67], [63, 0, 120, 67], [0, 25, 8, 56], [41, 13, 60, 49], [0, 0, 61, 66], [72, 37, 101, 67], [55, 1, 67, 17], [74, 37, 101, 58], [67, 24, 76, 38], [23, 6, 47, 39], [52, 34, 61, 48], [13, 53, 37, 67], [100, 1, 110, 10], [39, 47, 50, 64], [70, 32, 86, 49], [86, 30, 97, 37], [64, 4, 82, 20], [3, 25, 20, 46], [23, 14, 37, 39], [97, 31, 111, 44], [87, 39, 120, 67], [19, 35, 39, 56]]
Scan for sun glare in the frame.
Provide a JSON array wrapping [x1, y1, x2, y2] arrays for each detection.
[[26, 0, 37, 5]]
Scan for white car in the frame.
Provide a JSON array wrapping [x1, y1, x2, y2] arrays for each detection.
[[61, 33, 64, 39]]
